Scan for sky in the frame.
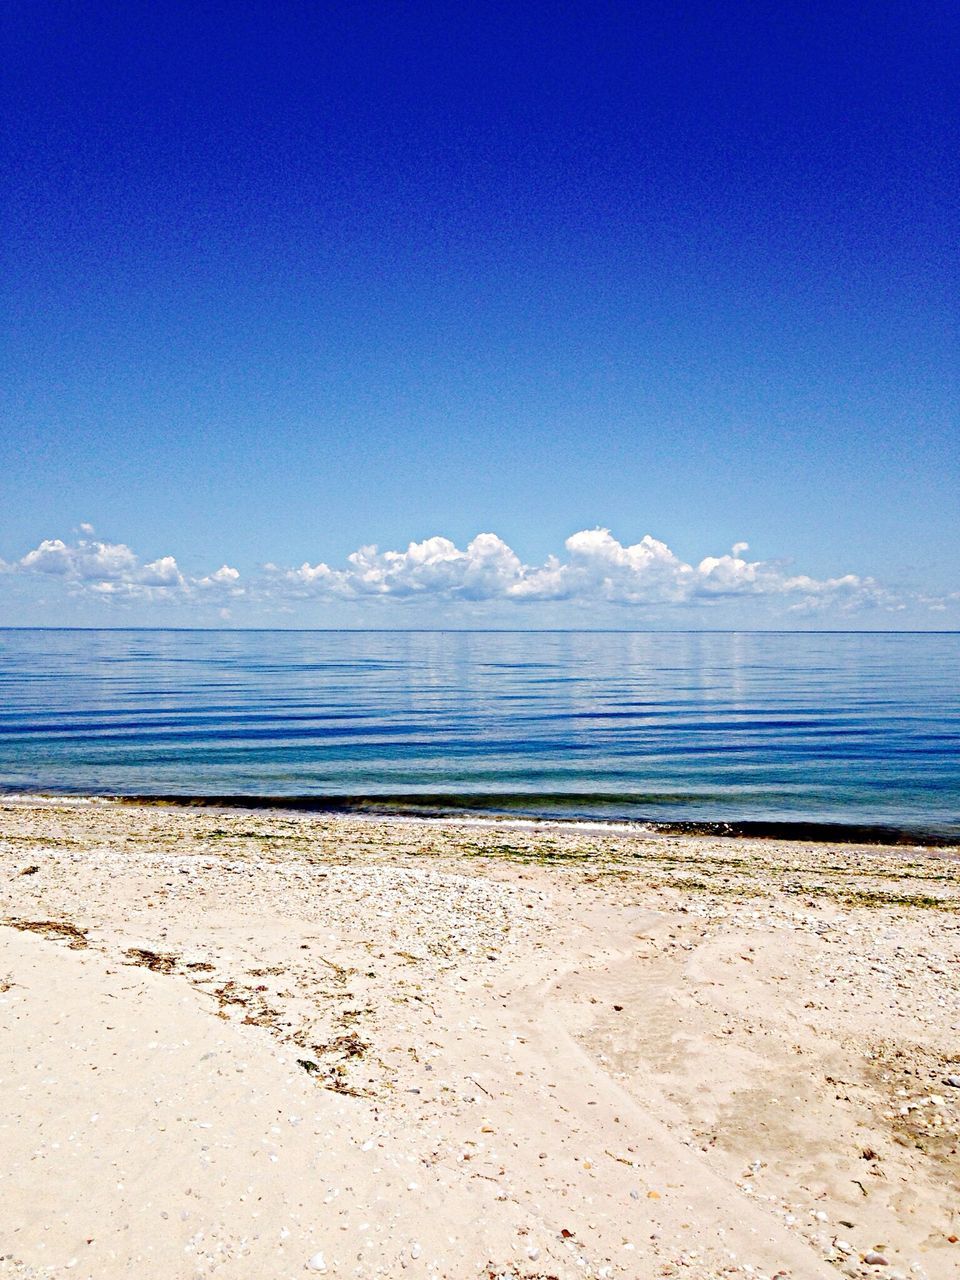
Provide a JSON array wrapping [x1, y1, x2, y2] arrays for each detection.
[[2, 1, 957, 628]]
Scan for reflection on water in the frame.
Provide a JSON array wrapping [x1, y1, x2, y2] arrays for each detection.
[[0, 629, 957, 837]]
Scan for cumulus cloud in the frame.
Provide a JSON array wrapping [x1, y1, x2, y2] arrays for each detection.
[[13, 534, 242, 604], [269, 529, 905, 612], [509, 530, 695, 603], [5, 527, 935, 616]]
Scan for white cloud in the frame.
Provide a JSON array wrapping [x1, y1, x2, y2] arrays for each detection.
[[197, 564, 243, 591], [139, 555, 183, 587], [14, 534, 241, 604], [510, 530, 695, 602], [21, 537, 139, 580], [264, 528, 913, 612], [346, 533, 524, 599], [4, 527, 942, 617]]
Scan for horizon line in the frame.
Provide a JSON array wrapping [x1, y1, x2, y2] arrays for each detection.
[[1, 626, 958, 636]]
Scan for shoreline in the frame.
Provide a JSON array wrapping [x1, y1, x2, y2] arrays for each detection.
[[3, 788, 958, 849], [0, 797, 958, 1278]]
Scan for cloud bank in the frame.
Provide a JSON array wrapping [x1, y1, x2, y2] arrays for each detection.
[[277, 528, 898, 611], [2, 526, 937, 619]]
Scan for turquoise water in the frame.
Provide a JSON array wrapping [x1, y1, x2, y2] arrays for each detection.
[[0, 629, 958, 840]]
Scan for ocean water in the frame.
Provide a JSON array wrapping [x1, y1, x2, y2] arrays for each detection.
[[0, 628, 958, 841]]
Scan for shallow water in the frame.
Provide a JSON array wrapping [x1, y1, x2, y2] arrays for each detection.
[[0, 629, 957, 840]]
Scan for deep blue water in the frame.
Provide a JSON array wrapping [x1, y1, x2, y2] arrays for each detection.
[[0, 629, 958, 841]]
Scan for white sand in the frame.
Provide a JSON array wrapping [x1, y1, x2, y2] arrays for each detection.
[[0, 799, 957, 1279]]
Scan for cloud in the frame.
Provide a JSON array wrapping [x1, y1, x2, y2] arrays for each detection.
[[278, 533, 527, 602], [510, 530, 695, 602], [268, 529, 906, 612], [21, 537, 138, 580], [5, 528, 940, 616], [14, 535, 242, 604], [349, 533, 525, 599]]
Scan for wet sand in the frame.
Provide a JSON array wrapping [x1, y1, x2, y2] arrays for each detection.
[[0, 798, 957, 1279]]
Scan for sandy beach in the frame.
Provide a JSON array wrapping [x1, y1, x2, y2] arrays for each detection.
[[0, 799, 957, 1280]]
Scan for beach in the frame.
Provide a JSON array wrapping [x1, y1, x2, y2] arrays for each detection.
[[0, 798, 957, 1280]]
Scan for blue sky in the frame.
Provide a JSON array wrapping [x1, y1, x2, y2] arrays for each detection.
[[2, 1, 957, 627]]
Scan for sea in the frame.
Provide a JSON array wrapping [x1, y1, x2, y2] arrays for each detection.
[[0, 628, 957, 843]]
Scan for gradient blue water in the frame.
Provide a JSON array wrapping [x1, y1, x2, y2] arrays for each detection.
[[0, 629, 958, 837]]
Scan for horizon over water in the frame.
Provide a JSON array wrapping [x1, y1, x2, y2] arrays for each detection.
[[1, 628, 958, 843]]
